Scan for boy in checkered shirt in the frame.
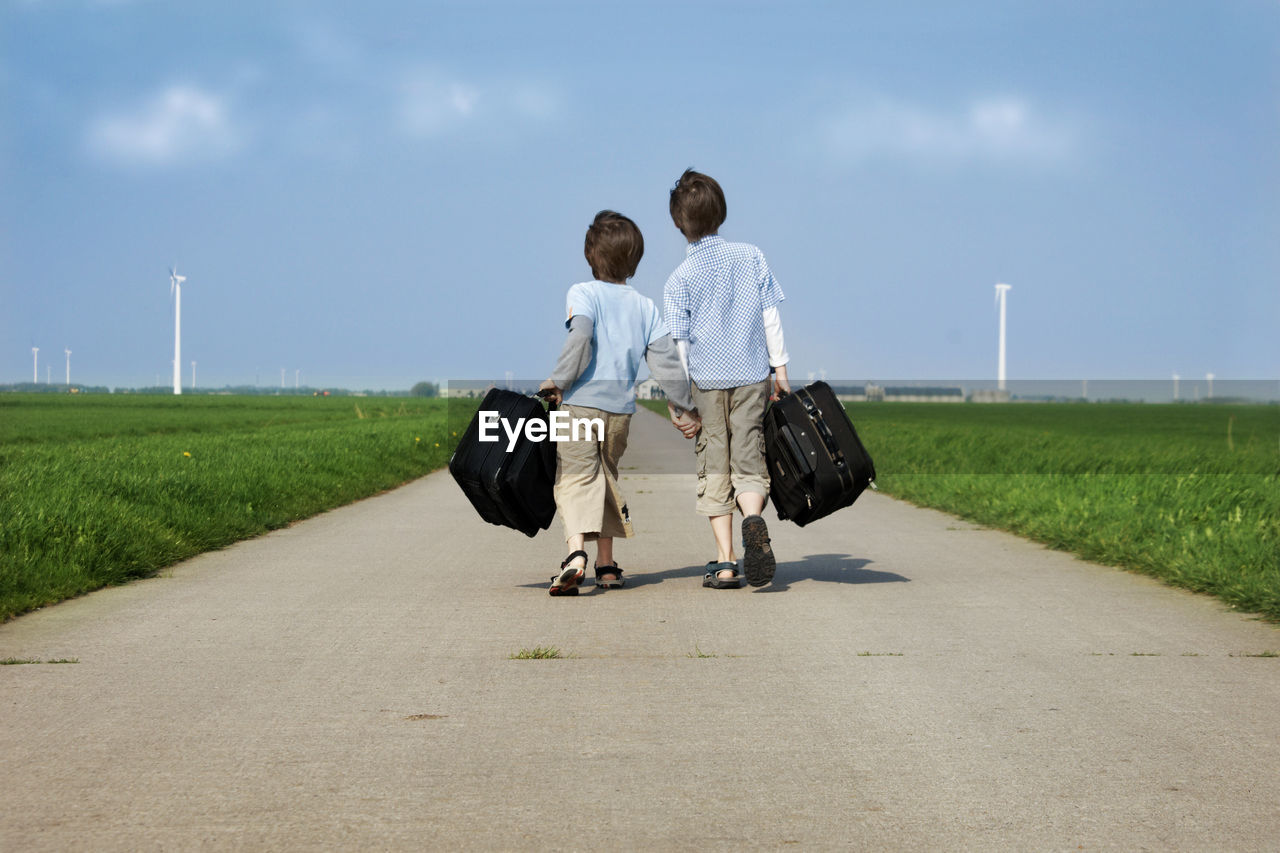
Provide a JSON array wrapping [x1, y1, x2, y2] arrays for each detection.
[[662, 169, 791, 589]]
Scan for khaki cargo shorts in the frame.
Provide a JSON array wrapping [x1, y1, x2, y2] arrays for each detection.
[[553, 404, 634, 541], [690, 380, 770, 516]]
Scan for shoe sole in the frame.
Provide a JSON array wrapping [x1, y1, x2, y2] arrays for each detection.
[[703, 577, 741, 589], [549, 566, 584, 596], [742, 516, 775, 587]]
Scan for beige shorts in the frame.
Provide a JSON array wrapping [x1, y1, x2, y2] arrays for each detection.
[[553, 404, 634, 542], [690, 380, 771, 516]]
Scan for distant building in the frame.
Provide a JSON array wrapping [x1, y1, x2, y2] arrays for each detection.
[[441, 384, 492, 399], [636, 378, 665, 400], [884, 386, 964, 403], [835, 383, 964, 403]]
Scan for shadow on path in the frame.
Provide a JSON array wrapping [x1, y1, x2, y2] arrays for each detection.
[[754, 553, 910, 593], [517, 553, 909, 593]]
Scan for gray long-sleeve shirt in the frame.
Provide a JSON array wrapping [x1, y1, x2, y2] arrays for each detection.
[[549, 315, 696, 413]]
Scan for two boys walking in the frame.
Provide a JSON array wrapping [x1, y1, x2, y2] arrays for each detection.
[[539, 170, 791, 595]]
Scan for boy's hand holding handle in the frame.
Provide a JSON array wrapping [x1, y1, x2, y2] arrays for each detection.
[[537, 379, 562, 406], [771, 365, 791, 402]]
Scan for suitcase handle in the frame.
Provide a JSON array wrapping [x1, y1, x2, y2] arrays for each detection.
[[533, 388, 559, 412], [778, 424, 814, 477], [795, 389, 855, 492]]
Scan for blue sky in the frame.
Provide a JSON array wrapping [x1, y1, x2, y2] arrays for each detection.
[[3, 0, 1277, 391]]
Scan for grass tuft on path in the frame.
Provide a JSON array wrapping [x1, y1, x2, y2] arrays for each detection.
[[510, 646, 564, 659]]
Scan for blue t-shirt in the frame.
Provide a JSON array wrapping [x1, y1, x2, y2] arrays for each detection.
[[561, 280, 668, 414]]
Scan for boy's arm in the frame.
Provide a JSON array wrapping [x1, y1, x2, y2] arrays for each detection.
[[542, 315, 594, 402], [763, 306, 791, 397], [662, 272, 692, 342], [676, 339, 690, 375], [763, 306, 788, 369], [644, 334, 696, 414]]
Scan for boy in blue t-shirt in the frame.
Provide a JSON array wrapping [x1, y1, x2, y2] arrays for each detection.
[[663, 170, 791, 589], [539, 210, 699, 596]]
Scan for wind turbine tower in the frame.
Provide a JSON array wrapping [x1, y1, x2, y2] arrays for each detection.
[[65, 348, 71, 385], [995, 283, 1012, 391], [1206, 372, 1215, 399], [170, 267, 187, 395], [1173, 373, 1180, 401], [191, 361, 197, 390], [31, 347, 38, 384]]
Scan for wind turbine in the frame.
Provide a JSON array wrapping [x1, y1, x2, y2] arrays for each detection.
[[1173, 373, 1180, 401], [995, 283, 1012, 391], [31, 347, 38, 384], [65, 348, 72, 386], [1206, 372, 1215, 399], [170, 267, 187, 396], [191, 361, 197, 390]]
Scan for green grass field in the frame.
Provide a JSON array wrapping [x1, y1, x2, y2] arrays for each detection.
[[6, 394, 1278, 623], [0, 394, 476, 621], [843, 402, 1279, 619]]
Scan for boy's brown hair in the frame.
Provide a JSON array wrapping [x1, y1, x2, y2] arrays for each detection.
[[584, 210, 644, 283], [669, 168, 726, 241]]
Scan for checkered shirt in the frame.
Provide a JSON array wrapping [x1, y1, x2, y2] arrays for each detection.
[[663, 235, 785, 389]]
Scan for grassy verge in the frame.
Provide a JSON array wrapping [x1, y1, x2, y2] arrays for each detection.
[[641, 398, 1279, 619], [1, 394, 476, 621], [847, 403, 1278, 620]]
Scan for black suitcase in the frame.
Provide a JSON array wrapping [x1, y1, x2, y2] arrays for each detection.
[[764, 381, 876, 526], [449, 388, 557, 537]]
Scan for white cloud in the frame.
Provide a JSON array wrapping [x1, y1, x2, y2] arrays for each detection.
[[821, 95, 1074, 165], [398, 70, 480, 137], [87, 84, 243, 166], [397, 67, 560, 138]]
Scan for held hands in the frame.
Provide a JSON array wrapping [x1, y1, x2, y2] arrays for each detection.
[[771, 365, 792, 401], [538, 378, 563, 406], [668, 402, 701, 439]]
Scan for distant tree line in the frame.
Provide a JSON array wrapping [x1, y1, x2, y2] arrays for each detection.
[[410, 382, 439, 397], [0, 382, 441, 398], [0, 382, 112, 394]]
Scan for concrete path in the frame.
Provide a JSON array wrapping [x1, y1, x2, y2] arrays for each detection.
[[3, 408, 1278, 851]]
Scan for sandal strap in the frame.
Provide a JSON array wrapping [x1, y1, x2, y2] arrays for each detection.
[[594, 563, 623, 580], [560, 550, 589, 569]]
